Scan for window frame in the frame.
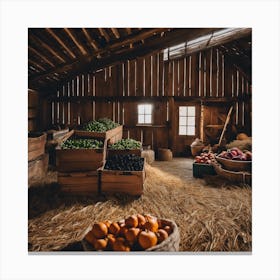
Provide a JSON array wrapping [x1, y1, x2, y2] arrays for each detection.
[[178, 105, 196, 136], [137, 104, 153, 125]]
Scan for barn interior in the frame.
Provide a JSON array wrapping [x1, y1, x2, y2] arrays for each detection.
[[28, 27, 252, 252]]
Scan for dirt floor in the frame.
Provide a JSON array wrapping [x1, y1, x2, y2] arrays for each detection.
[[28, 157, 252, 252]]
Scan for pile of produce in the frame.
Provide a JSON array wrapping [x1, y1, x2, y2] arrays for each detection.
[[218, 147, 252, 161], [194, 152, 213, 164], [84, 214, 173, 251], [104, 154, 144, 171], [109, 138, 142, 150], [84, 118, 119, 132], [61, 138, 103, 149]]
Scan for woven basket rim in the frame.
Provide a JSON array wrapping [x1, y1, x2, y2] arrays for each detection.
[[215, 155, 252, 164]]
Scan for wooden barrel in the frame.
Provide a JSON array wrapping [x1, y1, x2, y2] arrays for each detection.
[[28, 132, 47, 162], [158, 148, 173, 161]]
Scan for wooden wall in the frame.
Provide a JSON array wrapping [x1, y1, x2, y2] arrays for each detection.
[[28, 89, 39, 132], [39, 46, 251, 155]]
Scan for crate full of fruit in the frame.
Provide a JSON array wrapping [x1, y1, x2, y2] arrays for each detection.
[[75, 118, 123, 145], [193, 152, 216, 178], [107, 138, 142, 157], [99, 154, 145, 196]]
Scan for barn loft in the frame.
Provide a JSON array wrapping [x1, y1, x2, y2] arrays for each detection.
[[28, 27, 252, 253]]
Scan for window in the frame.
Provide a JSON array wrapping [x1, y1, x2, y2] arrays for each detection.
[[138, 104, 152, 124], [179, 106, 196, 135]]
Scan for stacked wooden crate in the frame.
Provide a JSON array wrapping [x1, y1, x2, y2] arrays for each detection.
[[28, 132, 48, 187], [56, 125, 123, 195]]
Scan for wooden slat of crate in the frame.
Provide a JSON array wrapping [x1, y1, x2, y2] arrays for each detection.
[[58, 171, 99, 194], [56, 148, 105, 172], [107, 148, 142, 158], [28, 133, 47, 161], [100, 162, 145, 196]]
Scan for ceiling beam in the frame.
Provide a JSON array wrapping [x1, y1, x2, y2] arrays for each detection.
[[31, 28, 222, 91], [46, 28, 76, 59], [64, 28, 88, 56], [111, 28, 120, 39], [98, 28, 110, 42], [28, 46, 55, 67], [28, 58, 47, 71], [29, 34, 66, 63], [82, 28, 99, 51]]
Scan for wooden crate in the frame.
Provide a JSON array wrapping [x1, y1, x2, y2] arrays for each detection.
[[56, 130, 106, 172], [28, 132, 47, 162], [58, 171, 99, 195], [107, 148, 142, 158], [47, 128, 70, 140], [193, 163, 216, 178], [75, 125, 123, 144], [28, 153, 49, 187], [100, 160, 145, 196]]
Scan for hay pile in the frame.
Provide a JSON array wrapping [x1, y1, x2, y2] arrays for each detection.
[[226, 139, 252, 151], [28, 161, 251, 252]]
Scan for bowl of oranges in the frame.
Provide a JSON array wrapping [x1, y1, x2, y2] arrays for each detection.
[[82, 214, 180, 252]]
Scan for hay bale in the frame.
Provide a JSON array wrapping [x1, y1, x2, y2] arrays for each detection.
[[226, 139, 252, 151], [158, 148, 173, 161], [141, 149, 155, 164]]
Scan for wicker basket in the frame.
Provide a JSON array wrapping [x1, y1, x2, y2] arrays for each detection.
[[211, 157, 251, 184], [215, 156, 252, 172], [82, 218, 180, 252], [190, 145, 204, 157]]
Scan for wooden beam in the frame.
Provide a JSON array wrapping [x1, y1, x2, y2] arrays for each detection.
[[29, 56, 94, 87], [82, 28, 99, 51], [31, 28, 222, 90], [28, 46, 55, 67], [64, 28, 87, 56], [111, 28, 120, 39], [46, 28, 76, 59], [29, 34, 66, 63], [28, 58, 47, 71], [98, 28, 110, 42]]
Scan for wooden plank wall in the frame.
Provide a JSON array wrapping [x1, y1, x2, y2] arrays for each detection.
[[28, 89, 39, 132], [45, 47, 251, 153]]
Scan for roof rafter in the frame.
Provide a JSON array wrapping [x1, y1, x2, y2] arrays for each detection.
[[64, 28, 87, 56]]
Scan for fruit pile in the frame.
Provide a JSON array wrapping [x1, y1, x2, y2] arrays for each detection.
[[109, 138, 142, 150], [104, 154, 144, 171], [194, 152, 213, 164], [84, 214, 173, 251], [84, 118, 120, 132], [218, 147, 252, 161], [61, 138, 103, 149]]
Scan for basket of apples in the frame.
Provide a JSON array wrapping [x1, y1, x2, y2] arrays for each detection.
[[215, 147, 252, 172]]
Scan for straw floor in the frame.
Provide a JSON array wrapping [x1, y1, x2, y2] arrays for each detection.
[[28, 158, 252, 252]]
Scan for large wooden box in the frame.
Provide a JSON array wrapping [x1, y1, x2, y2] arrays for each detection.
[[75, 125, 123, 145], [100, 160, 145, 196], [28, 132, 47, 161], [58, 171, 99, 195], [56, 148, 105, 172], [55, 131, 106, 172]]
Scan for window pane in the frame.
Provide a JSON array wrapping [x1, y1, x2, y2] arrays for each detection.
[[187, 116, 195, 126], [138, 114, 144, 123], [179, 116, 187, 125], [144, 104, 152, 114], [179, 126, 187, 135], [145, 114, 152, 124], [187, 126, 195, 135], [179, 106, 187, 116], [138, 105, 145, 114], [187, 106, 195, 116]]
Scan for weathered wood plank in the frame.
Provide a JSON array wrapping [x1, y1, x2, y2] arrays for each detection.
[[136, 57, 144, 96], [145, 55, 152, 97]]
